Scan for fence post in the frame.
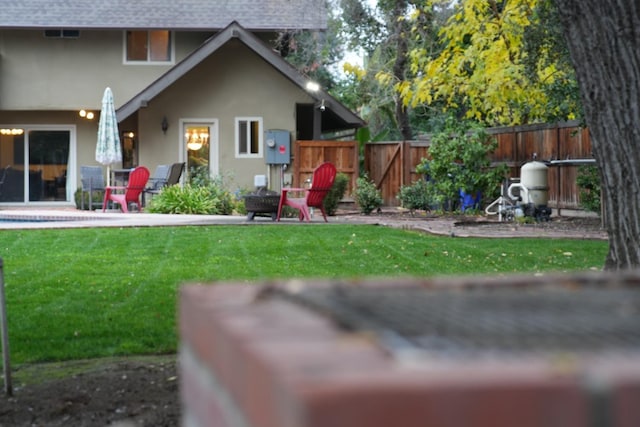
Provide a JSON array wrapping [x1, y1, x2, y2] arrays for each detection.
[[0, 258, 11, 396]]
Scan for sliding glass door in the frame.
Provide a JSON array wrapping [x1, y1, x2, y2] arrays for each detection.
[[0, 127, 72, 203]]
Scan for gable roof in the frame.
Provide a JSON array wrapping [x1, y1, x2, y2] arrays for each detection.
[[0, 0, 326, 31], [117, 21, 364, 132]]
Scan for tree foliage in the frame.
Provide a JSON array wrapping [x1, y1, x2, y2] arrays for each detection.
[[273, 6, 346, 93], [339, 0, 451, 139], [404, 0, 580, 126]]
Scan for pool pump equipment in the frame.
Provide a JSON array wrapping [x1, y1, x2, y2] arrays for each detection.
[[507, 161, 552, 221], [486, 160, 552, 222]]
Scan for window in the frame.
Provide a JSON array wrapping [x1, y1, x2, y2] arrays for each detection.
[[125, 30, 172, 63], [44, 29, 80, 38], [235, 117, 263, 157]]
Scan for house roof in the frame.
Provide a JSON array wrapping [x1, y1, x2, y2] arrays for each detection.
[[0, 0, 326, 31], [117, 21, 365, 132]]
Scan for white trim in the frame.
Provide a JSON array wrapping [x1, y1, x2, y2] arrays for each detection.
[[122, 30, 175, 65], [179, 118, 219, 179], [234, 117, 263, 159]]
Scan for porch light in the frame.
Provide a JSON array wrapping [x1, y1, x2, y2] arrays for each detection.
[[79, 110, 95, 120], [305, 81, 320, 92], [185, 129, 208, 151]]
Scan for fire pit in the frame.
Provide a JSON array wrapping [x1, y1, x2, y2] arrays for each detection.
[[243, 188, 280, 220]]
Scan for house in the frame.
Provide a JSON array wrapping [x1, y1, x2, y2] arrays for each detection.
[[0, 0, 364, 206]]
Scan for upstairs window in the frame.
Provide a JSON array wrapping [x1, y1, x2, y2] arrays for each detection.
[[125, 30, 172, 63], [44, 29, 80, 38], [235, 117, 263, 158]]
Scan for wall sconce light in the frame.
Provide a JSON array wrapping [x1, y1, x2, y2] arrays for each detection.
[[319, 99, 326, 112], [161, 117, 169, 134]]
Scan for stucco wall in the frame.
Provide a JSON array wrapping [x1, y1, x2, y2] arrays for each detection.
[[0, 29, 212, 110], [137, 40, 315, 191]]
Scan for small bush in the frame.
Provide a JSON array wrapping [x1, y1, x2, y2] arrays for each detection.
[[397, 179, 434, 213], [147, 184, 216, 214], [207, 183, 236, 215], [416, 117, 507, 212], [147, 176, 237, 215], [324, 173, 349, 216], [354, 175, 383, 215], [75, 188, 104, 210], [577, 164, 601, 213]]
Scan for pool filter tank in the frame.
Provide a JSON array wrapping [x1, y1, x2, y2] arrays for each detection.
[[508, 161, 552, 221]]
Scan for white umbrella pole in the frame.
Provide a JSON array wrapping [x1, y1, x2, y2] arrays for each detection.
[[106, 165, 111, 187]]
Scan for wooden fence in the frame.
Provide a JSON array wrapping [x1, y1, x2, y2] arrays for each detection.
[[293, 121, 594, 211], [487, 121, 592, 211], [292, 140, 359, 196], [365, 121, 594, 209]]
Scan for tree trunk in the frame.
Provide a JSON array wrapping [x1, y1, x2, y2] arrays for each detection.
[[392, 0, 413, 140], [553, 0, 640, 270]]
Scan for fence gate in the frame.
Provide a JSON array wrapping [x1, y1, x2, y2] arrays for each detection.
[[364, 141, 430, 206]]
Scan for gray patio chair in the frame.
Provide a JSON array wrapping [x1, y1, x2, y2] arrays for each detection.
[[166, 162, 185, 186], [146, 165, 171, 192], [143, 163, 185, 205], [80, 166, 105, 210]]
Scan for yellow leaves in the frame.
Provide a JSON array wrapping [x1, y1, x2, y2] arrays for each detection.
[[375, 71, 395, 87], [342, 62, 366, 80], [404, 0, 563, 126], [396, 81, 414, 107]]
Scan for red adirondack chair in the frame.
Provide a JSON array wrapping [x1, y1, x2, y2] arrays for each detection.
[[277, 162, 337, 222], [102, 166, 150, 213]]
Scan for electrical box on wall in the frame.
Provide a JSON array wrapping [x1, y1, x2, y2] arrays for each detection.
[[265, 129, 291, 164]]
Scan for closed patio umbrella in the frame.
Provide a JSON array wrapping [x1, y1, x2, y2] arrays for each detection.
[[95, 87, 122, 186]]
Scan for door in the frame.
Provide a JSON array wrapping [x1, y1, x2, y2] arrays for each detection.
[[180, 119, 218, 183], [0, 126, 74, 203]]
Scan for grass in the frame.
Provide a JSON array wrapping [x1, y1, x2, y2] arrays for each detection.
[[0, 224, 607, 365]]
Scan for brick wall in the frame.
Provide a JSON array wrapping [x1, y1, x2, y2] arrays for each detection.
[[179, 275, 640, 427]]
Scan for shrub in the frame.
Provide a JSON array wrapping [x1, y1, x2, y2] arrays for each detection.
[[207, 183, 236, 215], [324, 173, 350, 216], [147, 184, 216, 214], [416, 117, 507, 212], [397, 179, 435, 213], [75, 188, 103, 210], [147, 175, 237, 215], [354, 175, 382, 215], [188, 165, 212, 187], [577, 164, 601, 213]]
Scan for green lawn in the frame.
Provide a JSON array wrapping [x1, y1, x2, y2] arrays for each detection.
[[0, 225, 607, 364]]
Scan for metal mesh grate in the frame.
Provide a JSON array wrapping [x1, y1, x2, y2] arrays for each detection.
[[266, 284, 640, 355]]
